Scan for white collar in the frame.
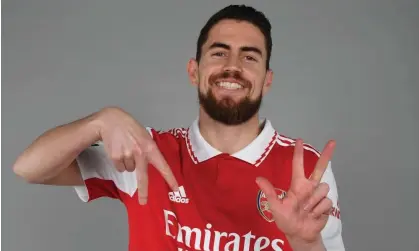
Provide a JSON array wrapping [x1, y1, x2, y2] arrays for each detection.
[[186, 118, 278, 166]]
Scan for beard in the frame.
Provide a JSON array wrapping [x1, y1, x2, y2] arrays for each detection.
[[198, 71, 263, 125]]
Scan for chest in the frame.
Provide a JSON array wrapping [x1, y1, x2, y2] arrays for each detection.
[[124, 154, 294, 251]]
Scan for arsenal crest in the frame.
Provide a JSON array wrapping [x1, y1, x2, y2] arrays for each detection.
[[256, 188, 287, 222]]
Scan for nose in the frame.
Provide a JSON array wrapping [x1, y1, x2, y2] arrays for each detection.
[[223, 55, 242, 72]]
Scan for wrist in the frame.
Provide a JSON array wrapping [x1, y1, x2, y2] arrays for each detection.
[[88, 107, 114, 139], [86, 116, 103, 141], [90, 106, 126, 138], [287, 236, 326, 251]]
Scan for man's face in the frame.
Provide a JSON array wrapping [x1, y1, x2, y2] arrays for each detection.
[[188, 19, 273, 125]]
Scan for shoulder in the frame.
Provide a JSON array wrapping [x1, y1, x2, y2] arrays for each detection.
[[145, 126, 189, 152], [273, 133, 339, 186], [273, 133, 322, 169], [146, 126, 188, 140]]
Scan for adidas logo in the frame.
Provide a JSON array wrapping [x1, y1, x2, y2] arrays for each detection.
[[168, 186, 189, 204]]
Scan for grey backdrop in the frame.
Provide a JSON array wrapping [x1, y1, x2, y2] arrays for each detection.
[[3, 0, 419, 250]]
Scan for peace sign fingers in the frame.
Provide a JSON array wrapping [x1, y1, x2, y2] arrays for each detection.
[[291, 139, 306, 182], [309, 140, 336, 184], [291, 139, 336, 184]]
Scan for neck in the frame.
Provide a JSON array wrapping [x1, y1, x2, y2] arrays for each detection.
[[198, 108, 262, 154]]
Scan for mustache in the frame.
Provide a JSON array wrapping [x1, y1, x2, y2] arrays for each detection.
[[209, 71, 251, 88]]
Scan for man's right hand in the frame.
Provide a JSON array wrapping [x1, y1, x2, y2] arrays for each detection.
[[13, 106, 178, 205], [94, 107, 179, 205]]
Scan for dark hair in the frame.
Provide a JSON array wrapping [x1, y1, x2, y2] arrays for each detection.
[[196, 5, 272, 69]]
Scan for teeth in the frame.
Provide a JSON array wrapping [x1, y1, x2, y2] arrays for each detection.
[[217, 82, 243, 89]]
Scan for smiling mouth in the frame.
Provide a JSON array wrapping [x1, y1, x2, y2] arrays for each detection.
[[215, 81, 244, 90]]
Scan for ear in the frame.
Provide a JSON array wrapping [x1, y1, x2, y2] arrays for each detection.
[[187, 58, 199, 87], [262, 69, 274, 95]]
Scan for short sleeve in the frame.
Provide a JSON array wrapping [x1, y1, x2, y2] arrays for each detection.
[[73, 127, 155, 202], [72, 141, 135, 202], [320, 161, 345, 251]]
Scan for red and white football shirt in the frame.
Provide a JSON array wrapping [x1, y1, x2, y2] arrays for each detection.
[[73, 119, 345, 251]]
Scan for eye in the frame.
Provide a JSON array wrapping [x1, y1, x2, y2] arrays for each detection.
[[245, 55, 257, 62], [212, 52, 226, 57]]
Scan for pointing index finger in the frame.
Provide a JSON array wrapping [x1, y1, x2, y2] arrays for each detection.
[[144, 141, 179, 192]]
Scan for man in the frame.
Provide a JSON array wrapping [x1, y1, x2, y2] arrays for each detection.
[[13, 5, 345, 251]]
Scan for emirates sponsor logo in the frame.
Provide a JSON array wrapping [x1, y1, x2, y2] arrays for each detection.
[[164, 209, 285, 251]]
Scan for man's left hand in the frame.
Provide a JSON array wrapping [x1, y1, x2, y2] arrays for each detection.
[[256, 139, 336, 251]]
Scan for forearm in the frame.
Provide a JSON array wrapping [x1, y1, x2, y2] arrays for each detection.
[[13, 113, 102, 183]]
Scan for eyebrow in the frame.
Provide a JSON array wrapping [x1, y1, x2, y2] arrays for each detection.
[[209, 42, 263, 56]]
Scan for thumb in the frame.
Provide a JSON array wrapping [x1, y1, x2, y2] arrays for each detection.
[[256, 177, 279, 201], [256, 177, 285, 212]]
